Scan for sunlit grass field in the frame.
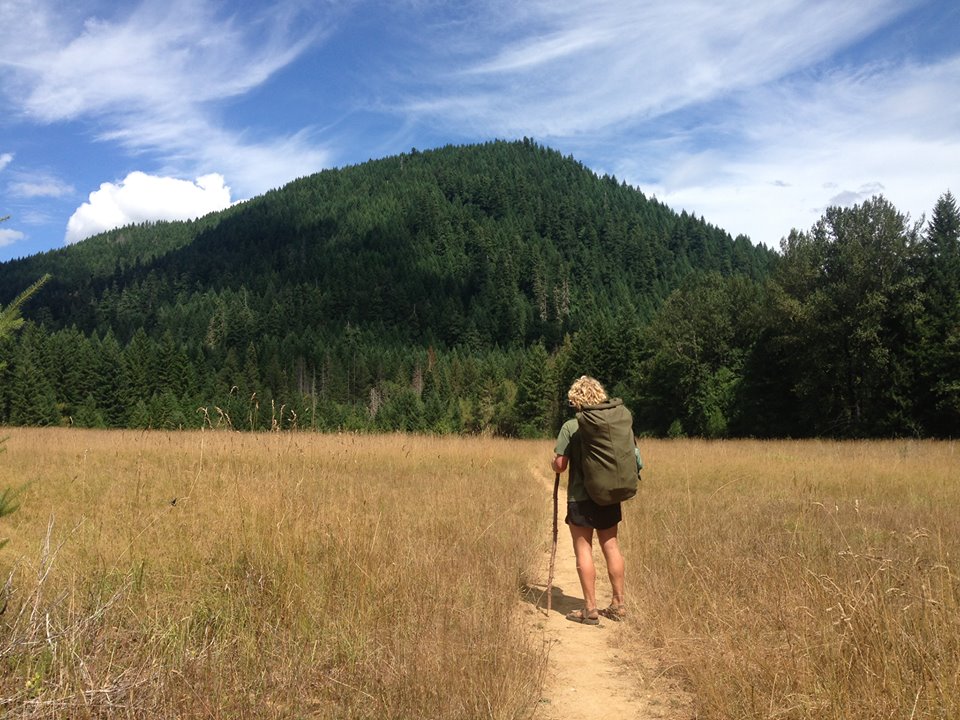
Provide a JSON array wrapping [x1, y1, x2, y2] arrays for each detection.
[[623, 439, 960, 720], [1, 430, 958, 719], [0, 429, 547, 719]]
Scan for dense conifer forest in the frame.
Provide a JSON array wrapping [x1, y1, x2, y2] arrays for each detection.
[[0, 140, 957, 437]]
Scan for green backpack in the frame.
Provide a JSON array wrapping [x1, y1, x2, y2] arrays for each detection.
[[576, 399, 640, 506]]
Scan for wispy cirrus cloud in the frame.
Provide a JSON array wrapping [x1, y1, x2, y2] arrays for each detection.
[[0, 229, 26, 247], [9, 173, 75, 198], [392, 0, 956, 246], [10, 2, 314, 123], [402, 0, 916, 137], [1, 0, 956, 256], [606, 54, 960, 245], [0, 0, 336, 206]]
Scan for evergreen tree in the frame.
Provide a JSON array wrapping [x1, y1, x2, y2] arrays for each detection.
[[0, 269, 51, 547], [636, 273, 762, 437], [771, 197, 924, 436], [917, 191, 960, 435], [0, 273, 50, 350], [375, 382, 427, 433], [0, 142, 786, 436], [154, 389, 188, 429], [129, 399, 152, 429], [156, 330, 190, 398], [515, 342, 553, 437], [8, 332, 61, 426], [93, 331, 127, 426], [73, 393, 107, 428], [121, 327, 156, 415]]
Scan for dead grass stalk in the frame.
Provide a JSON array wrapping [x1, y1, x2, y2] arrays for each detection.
[[0, 428, 547, 719]]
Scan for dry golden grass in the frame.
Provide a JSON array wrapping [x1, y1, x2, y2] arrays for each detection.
[[3, 431, 958, 719], [0, 429, 548, 719], [621, 439, 960, 720]]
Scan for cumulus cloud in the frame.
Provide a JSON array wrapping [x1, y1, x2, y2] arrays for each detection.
[[65, 172, 232, 244], [0, 153, 12, 172], [0, 228, 26, 247]]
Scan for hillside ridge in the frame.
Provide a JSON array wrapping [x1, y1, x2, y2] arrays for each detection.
[[0, 139, 775, 340]]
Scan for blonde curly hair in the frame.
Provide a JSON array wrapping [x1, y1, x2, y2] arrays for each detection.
[[567, 375, 608, 410]]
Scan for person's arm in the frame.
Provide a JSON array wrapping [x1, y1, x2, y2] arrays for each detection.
[[553, 420, 572, 473], [552, 454, 568, 473]]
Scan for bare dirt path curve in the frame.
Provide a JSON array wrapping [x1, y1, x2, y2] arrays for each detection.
[[522, 464, 693, 720]]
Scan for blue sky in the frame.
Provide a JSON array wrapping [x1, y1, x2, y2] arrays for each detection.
[[1, 0, 958, 262]]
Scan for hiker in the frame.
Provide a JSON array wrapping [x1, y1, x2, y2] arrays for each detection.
[[552, 375, 633, 625]]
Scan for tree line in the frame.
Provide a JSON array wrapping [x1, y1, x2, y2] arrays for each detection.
[[634, 192, 959, 438], [0, 142, 956, 437]]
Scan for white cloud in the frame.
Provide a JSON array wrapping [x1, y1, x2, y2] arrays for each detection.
[[402, 0, 915, 137], [2, 0, 956, 260], [0, 0, 334, 199], [631, 134, 959, 248], [593, 53, 960, 247], [0, 228, 26, 247], [65, 172, 232, 244], [7, 1, 319, 121], [388, 0, 956, 249], [9, 175, 75, 198]]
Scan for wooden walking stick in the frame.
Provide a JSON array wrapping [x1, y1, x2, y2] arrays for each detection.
[[546, 472, 560, 613]]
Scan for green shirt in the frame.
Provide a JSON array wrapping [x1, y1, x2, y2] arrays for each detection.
[[555, 418, 589, 502]]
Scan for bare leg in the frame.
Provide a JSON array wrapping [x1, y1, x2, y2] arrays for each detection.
[[597, 524, 625, 607], [569, 523, 597, 611]]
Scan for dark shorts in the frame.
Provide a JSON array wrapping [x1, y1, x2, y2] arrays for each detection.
[[565, 498, 622, 530]]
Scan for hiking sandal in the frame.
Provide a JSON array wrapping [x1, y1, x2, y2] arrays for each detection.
[[566, 608, 600, 625], [599, 604, 626, 622]]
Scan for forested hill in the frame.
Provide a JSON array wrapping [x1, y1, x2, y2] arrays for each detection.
[[3, 141, 956, 439], [0, 139, 774, 345]]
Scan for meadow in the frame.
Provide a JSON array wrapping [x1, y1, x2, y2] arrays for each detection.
[[1, 429, 958, 719], [625, 439, 960, 719], [0, 429, 547, 719]]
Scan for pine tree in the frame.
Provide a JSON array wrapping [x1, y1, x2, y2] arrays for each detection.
[[0, 142, 782, 435], [917, 191, 960, 435], [73, 393, 107, 428], [121, 327, 156, 413], [8, 326, 61, 426], [0, 274, 51, 353], [93, 331, 127, 426], [515, 342, 553, 437], [0, 266, 51, 547]]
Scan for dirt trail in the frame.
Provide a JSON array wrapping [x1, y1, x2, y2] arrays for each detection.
[[523, 464, 693, 720]]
